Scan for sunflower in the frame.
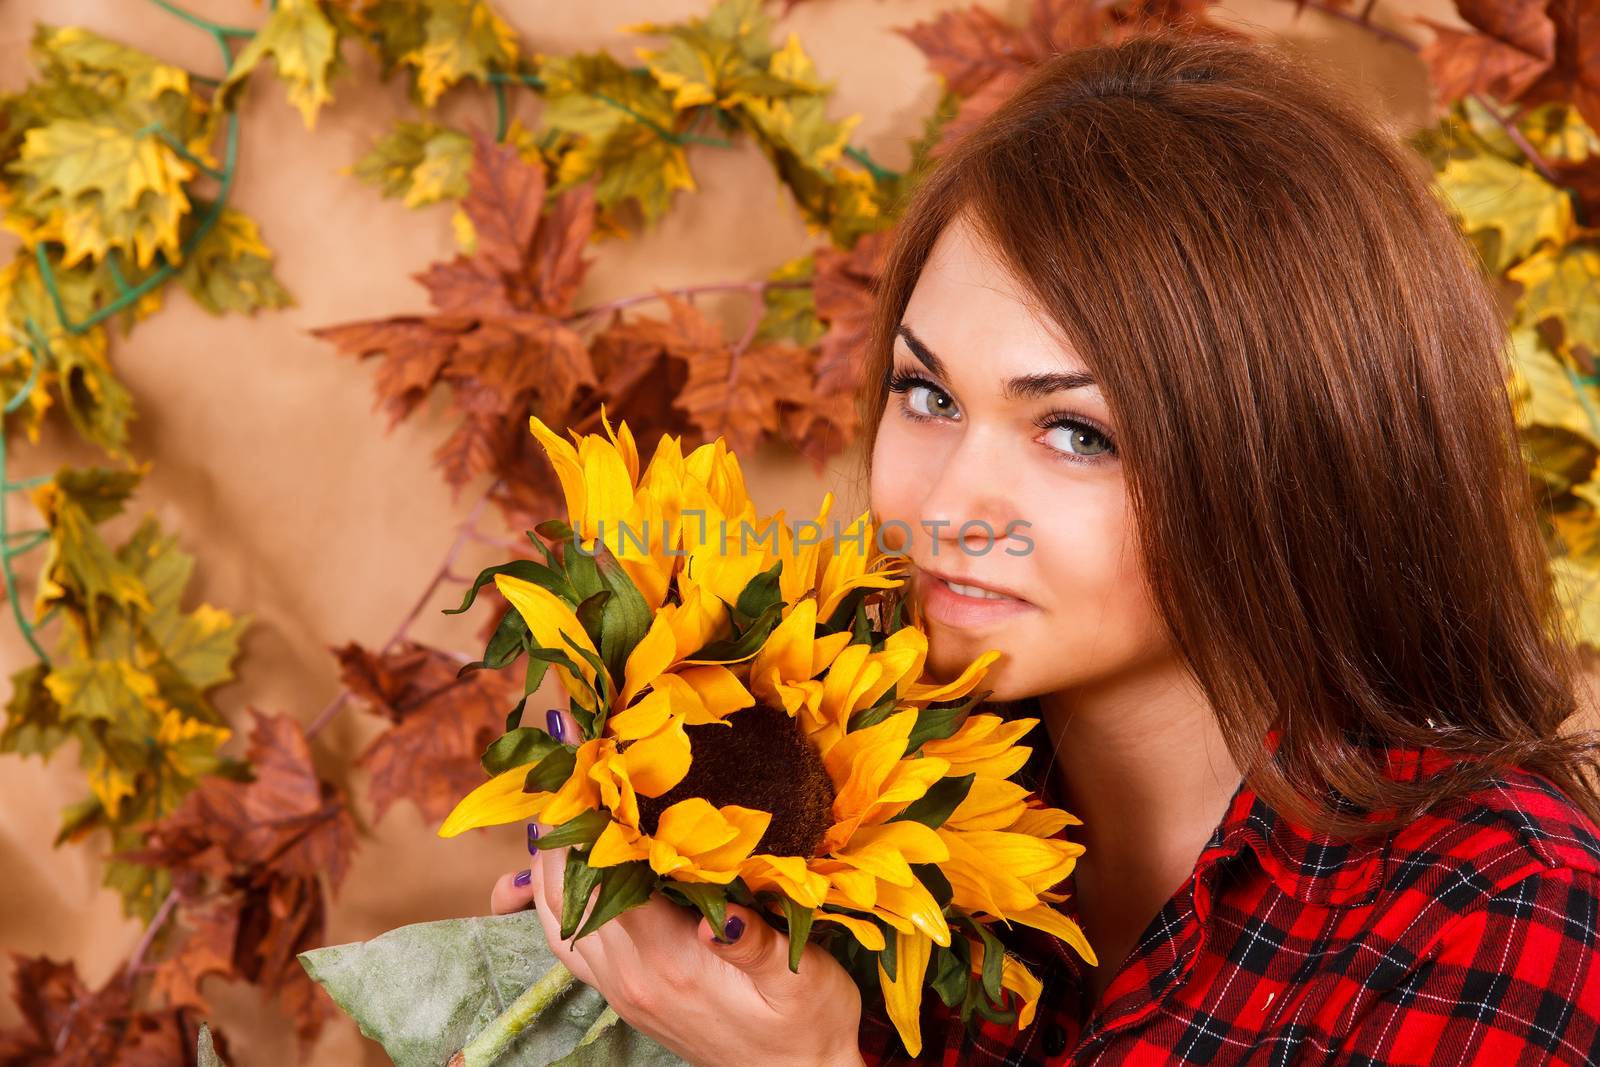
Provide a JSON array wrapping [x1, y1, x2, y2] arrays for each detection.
[[438, 414, 1095, 1057]]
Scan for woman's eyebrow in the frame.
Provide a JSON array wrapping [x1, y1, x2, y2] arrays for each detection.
[[896, 323, 1098, 399]]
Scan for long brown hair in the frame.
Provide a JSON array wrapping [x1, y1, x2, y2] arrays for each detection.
[[858, 28, 1600, 840]]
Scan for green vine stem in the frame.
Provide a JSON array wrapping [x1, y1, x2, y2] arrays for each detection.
[[36, 0, 244, 335], [0, 322, 53, 664], [446, 961, 578, 1067], [147, 0, 257, 38]]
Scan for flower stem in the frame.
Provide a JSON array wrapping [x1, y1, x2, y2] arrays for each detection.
[[447, 961, 579, 1067]]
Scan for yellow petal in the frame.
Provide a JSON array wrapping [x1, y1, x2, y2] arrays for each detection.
[[1002, 953, 1045, 1029], [621, 716, 693, 796], [1003, 902, 1098, 967], [620, 612, 679, 709], [528, 415, 586, 532], [436, 762, 549, 838], [945, 777, 1034, 832], [1008, 805, 1083, 836], [539, 738, 608, 826], [493, 573, 608, 702], [876, 929, 932, 1057], [598, 403, 639, 486], [673, 664, 755, 721], [814, 909, 886, 951], [749, 596, 819, 701], [590, 818, 650, 867], [740, 853, 830, 908], [903, 648, 1002, 706], [874, 876, 951, 947], [655, 797, 741, 854]]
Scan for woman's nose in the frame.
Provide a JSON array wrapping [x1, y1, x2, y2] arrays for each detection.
[[916, 435, 1021, 557]]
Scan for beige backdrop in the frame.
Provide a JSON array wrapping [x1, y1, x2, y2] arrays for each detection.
[[0, 1, 1470, 1063]]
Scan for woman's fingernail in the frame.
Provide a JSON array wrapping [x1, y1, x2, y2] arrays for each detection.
[[513, 868, 532, 888], [713, 915, 745, 944], [546, 709, 565, 742], [527, 823, 541, 853]]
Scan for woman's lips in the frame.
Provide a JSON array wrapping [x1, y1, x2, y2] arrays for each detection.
[[915, 569, 1036, 628]]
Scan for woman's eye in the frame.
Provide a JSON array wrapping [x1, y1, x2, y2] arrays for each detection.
[[1043, 421, 1114, 459], [906, 383, 957, 419]]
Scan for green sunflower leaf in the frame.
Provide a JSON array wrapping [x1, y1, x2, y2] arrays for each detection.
[[891, 773, 975, 830], [537, 808, 611, 850], [481, 726, 562, 776], [298, 909, 687, 1066], [573, 860, 656, 941], [909, 862, 953, 909], [662, 881, 728, 934], [929, 943, 969, 1008], [523, 745, 578, 793], [780, 896, 814, 973], [442, 559, 575, 615], [560, 847, 605, 940]]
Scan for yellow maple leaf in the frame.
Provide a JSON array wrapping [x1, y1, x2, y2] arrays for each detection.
[[220, 0, 341, 129], [14, 118, 196, 268], [1434, 152, 1573, 274], [1508, 244, 1600, 363], [404, 0, 519, 108]]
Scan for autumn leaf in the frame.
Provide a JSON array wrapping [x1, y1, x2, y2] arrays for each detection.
[[315, 130, 601, 500], [334, 639, 518, 824], [811, 228, 891, 396], [1415, 2, 1558, 116], [1433, 150, 1574, 272], [0, 954, 231, 1066], [220, 0, 342, 130], [626, 0, 813, 111], [352, 120, 474, 207], [177, 204, 295, 316], [118, 710, 357, 1050], [897, 0, 1239, 157], [149, 903, 241, 1015], [1414, 1, 1600, 136], [536, 50, 697, 230], [3, 25, 212, 269], [364, 0, 520, 108], [673, 322, 814, 455], [29, 465, 152, 635]]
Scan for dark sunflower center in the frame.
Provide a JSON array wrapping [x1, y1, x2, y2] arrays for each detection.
[[627, 703, 835, 859]]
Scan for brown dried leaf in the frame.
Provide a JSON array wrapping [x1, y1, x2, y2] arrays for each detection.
[[333, 640, 516, 824], [812, 229, 892, 395]]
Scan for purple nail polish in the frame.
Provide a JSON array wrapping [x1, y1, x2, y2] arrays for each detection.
[[527, 823, 541, 853], [714, 915, 745, 944], [546, 708, 565, 742], [513, 868, 532, 888]]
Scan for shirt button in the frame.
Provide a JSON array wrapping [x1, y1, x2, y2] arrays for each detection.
[[1043, 1022, 1070, 1057]]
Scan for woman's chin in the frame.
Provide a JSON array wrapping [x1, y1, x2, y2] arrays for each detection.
[[923, 635, 1029, 703]]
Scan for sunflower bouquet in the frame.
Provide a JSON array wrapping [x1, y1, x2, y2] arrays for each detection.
[[436, 409, 1097, 1058]]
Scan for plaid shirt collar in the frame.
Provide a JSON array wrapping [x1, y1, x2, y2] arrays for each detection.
[[1191, 728, 1465, 908]]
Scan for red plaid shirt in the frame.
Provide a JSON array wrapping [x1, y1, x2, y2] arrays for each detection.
[[858, 741, 1600, 1065]]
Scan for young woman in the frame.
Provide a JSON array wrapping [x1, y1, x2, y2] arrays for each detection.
[[489, 29, 1600, 1066]]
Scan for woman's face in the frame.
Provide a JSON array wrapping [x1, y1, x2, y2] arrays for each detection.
[[870, 210, 1173, 701]]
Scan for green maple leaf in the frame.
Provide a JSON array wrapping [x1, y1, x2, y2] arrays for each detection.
[[625, 0, 807, 111], [538, 52, 694, 228], [1508, 242, 1600, 365], [5, 25, 212, 269], [119, 514, 252, 696], [0, 252, 138, 455], [178, 203, 295, 315], [29, 465, 151, 635], [352, 120, 474, 207], [1433, 151, 1573, 273], [220, 0, 343, 129], [365, 0, 519, 108]]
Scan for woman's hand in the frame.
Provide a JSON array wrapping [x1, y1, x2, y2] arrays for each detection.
[[489, 707, 868, 1067]]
